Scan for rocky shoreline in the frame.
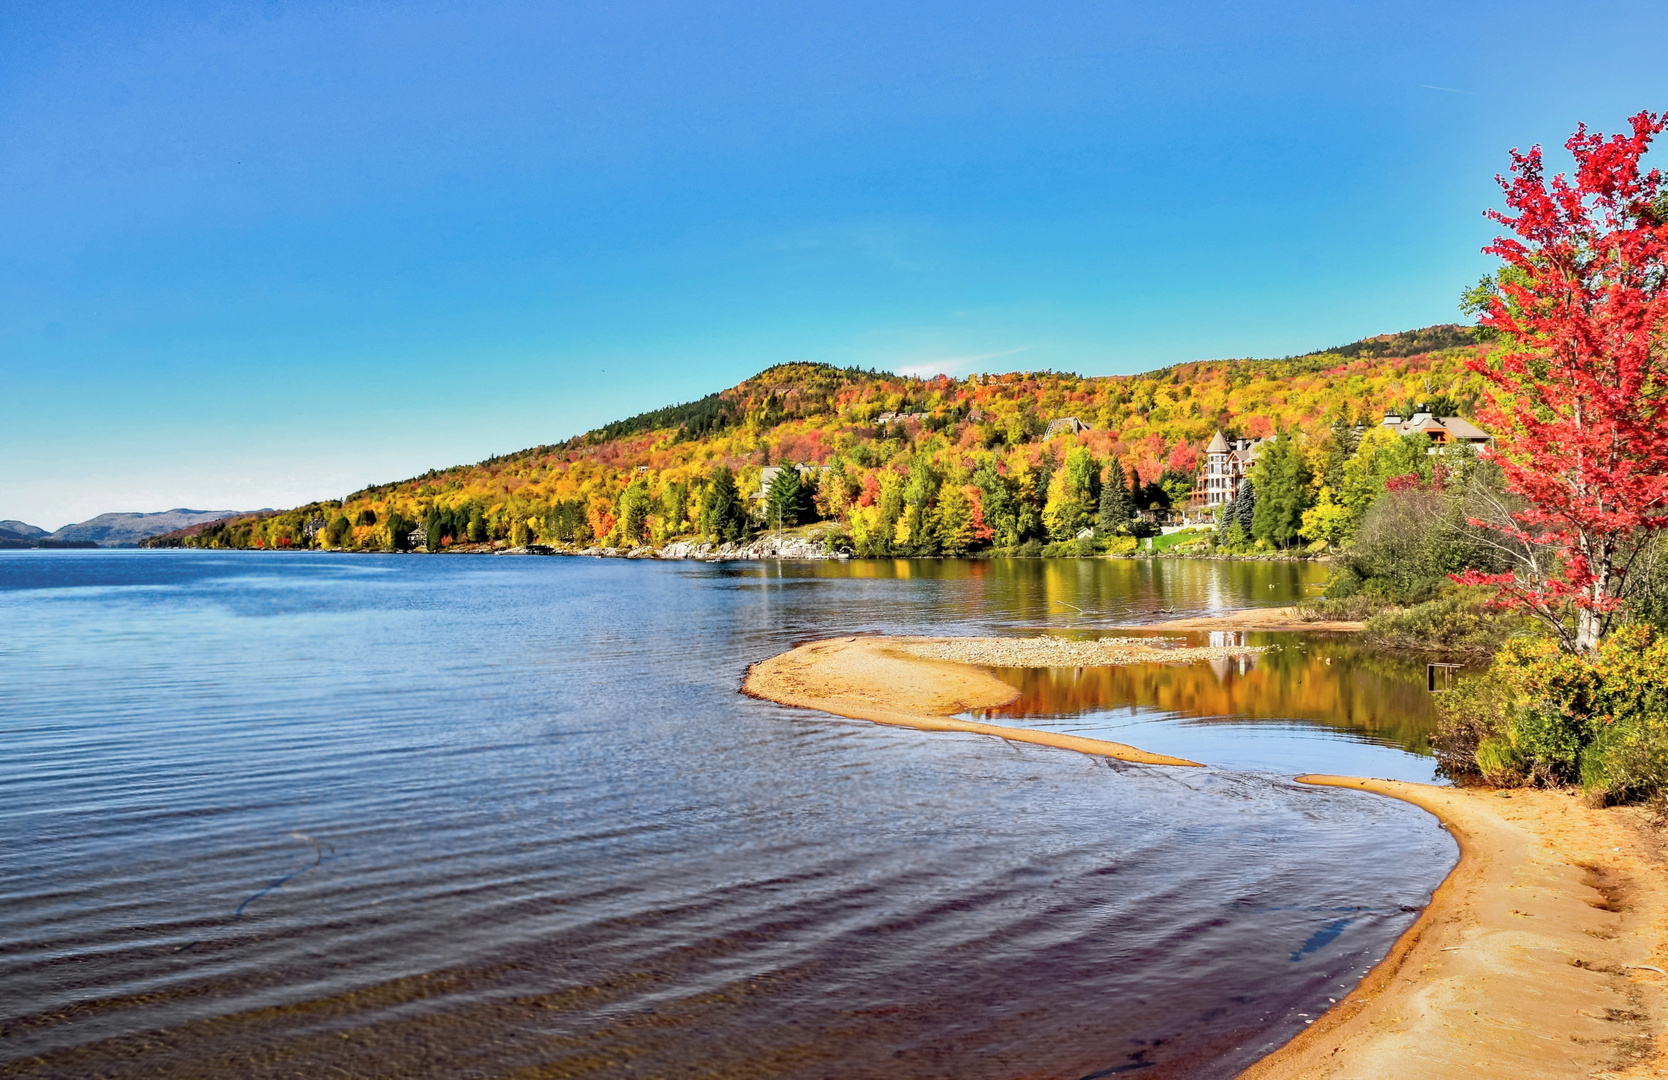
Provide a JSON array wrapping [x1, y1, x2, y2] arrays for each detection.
[[484, 540, 1322, 563], [501, 536, 847, 561]]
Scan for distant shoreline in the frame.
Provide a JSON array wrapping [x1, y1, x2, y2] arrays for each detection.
[[125, 539, 1322, 564]]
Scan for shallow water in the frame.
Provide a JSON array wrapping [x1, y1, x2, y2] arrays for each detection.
[[0, 552, 1455, 1079], [975, 632, 1445, 783]]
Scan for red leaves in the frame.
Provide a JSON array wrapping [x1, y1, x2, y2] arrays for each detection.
[[857, 473, 881, 508], [1464, 111, 1668, 648], [965, 485, 995, 542]]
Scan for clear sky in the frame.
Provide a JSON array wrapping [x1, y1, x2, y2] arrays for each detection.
[[4, 1, 1666, 529]]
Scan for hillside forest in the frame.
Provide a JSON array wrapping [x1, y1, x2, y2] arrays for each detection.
[[156, 325, 1488, 561]]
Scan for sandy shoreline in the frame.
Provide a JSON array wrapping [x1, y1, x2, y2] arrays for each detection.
[[743, 634, 1668, 1077], [1123, 605, 1365, 633], [1245, 777, 1666, 1079], [743, 635, 1205, 766]]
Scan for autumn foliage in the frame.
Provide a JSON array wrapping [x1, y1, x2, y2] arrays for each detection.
[[152, 328, 1497, 558], [1457, 111, 1668, 653]]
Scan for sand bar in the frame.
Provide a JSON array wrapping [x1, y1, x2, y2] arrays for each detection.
[[1124, 605, 1364, 633], [742, 635, 1206, 766], [744, 635, 1668, 1077]]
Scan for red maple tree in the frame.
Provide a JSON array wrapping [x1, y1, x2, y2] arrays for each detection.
[[1456, 111, 1668, 654]]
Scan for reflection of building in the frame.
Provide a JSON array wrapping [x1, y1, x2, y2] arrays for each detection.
[[1379, 411, 1492, 448], [1191, 431, 1266, 515]]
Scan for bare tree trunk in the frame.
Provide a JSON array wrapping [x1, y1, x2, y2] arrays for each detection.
[[1576, 536, 1608, 655], [1577, 604, 1603, 655]]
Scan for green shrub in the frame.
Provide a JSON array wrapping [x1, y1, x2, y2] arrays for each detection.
[[1509, 702, 1587, 784], [1432, 626, 1668, 801], [1362, 591, 1525, 656], [1433, 673, 1513, 783], [1297, 594, 1384, 622], [1475, 736, 1526, 785]]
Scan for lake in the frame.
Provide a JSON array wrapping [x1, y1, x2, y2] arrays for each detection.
[[0, 552, 1455, 1079]]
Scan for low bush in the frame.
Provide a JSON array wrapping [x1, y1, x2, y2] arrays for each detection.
[[1433, 625, 1668, 802], [1362, 591, 1525, 656], [1296, 594, 1384, 622]]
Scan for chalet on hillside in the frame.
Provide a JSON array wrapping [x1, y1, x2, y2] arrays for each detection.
[[1044, 417, 1092, 439], [1380, 410, 1492, 448]]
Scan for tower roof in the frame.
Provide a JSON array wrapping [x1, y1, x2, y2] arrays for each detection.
[[1205, 431, 1230, 453]]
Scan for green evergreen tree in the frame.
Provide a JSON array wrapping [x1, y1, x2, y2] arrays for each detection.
[[1250, 432, 1313, 548], [1097, 457, 1134, 535], [700, 466, 749, 542], [1324, 412, 1360, 491], [1233, 479, 1256, 535], [386, 511, 410, 551], [764, 467, 803, 529]]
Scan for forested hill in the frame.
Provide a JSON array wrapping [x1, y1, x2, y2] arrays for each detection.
[[153, 324, 1493, 554]]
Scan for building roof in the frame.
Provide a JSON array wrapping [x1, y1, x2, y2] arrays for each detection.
[[1382, 413, 1492, 442], [1205, 431, 1230, 454], [1043, 417, 1092, 439], [1433, 416, 1491, 441]]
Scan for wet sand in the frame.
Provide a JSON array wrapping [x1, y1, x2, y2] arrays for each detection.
[[744, 636, 1668, 1078], [1244, 778, 1668, 1080], [1127, 606, 1365, 633]]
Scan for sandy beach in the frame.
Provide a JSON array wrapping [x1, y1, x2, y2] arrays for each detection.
[[744, 634, 1668, 1078], [742, 635, 1215, 766], [1124, 605, 1366, 633]]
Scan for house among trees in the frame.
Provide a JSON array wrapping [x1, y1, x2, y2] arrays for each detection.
[[1043, 416, 1092, 439], [1191, 430, 1265, 513], [753, 462, 827, 503], [1379, 409, 1493, 448]]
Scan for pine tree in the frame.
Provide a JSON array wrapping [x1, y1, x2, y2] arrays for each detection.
[[1325, 413, 1359, 491], [764, 467, 802, 529], [1098, 457, 1134, 535], [700, 466, 749, 542], [1233, 479, 1257, 534]]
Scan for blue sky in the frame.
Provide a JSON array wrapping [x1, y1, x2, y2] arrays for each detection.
[[4, 1, 1666, 529]]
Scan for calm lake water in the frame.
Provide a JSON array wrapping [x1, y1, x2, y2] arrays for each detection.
[[0, 552, 1455, 1080]]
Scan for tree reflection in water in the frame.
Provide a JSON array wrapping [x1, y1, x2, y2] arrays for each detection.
[[975, 632, 1441, 756]]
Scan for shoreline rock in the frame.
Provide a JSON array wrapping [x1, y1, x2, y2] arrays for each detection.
[[497, 537, 849, 561]]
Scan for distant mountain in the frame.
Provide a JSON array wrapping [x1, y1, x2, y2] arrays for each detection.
[[49, 509, 250, 548], [0, 520, 48, 541]]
